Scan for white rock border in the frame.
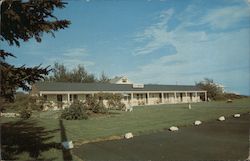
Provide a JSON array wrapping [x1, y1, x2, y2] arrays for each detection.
[[194, 120, 202, 126], [218, 116, 225, 121], [233, 114, 240, 118], [124, 132, 133, 139], [169, 126, 179, 131]]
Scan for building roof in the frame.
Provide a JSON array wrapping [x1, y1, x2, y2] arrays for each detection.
[[34, 82, 204, 92]]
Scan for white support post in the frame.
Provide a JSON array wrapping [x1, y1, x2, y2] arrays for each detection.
[[205, 91, 207, 102], [195, 92, 198, 102], [161, 92, 164, 103], [67, 93, 70, 103], [174, 92, 177, 103], [185, 92, 188, 103], [131, 93, 134, 105]]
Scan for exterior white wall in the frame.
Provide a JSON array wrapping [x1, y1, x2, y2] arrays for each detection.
[[113, 77, 133, 84], [148, 93, 161, 105], [131, 93, 147, 106], [41, 91, 206, 109], [163, 93, 175, 103]]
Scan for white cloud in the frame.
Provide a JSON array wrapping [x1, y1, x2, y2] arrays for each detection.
[[201, 6, 250, 29], [133, 9, 174, 55], [63, 48, 89, 57], [127, 4, 250, 95], [45, 47, 95, 69]]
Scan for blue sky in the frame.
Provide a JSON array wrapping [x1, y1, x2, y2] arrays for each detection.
[[2, 0, 250, 95]]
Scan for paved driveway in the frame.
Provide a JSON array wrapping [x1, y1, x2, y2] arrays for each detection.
[[73, 113, 250, 161]]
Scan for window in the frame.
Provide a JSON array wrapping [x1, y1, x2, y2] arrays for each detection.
[[43, 95, 47, 100], [57, 95, 62, 102], [122, 78, 127, 83], [189, 93, 193, 101], [70, 94, 73, 102], [73, 94, 78, 101]]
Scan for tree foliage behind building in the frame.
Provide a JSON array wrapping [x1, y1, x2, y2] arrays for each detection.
[[196, 78, 224, 100], [46, 62, 112, 83], [46, 63, 96, 82]]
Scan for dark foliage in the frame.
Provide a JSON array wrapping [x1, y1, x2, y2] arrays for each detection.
[[46, 63, 96, 83], [1, 0, 70, 46], [196, 78, 224, 101], [92, 101, 108, 114], [84, 94, 109, 113], [98, 71, 110, 83], [1, 51, 50, 101], [19, 108, 32, 119], [61, 101, 88, 120], [0, 0, 70, 102]]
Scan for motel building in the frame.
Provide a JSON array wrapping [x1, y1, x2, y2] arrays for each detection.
[[31, 76, 207, 109]]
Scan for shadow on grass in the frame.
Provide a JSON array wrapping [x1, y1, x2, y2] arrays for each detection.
[[1, 119, 60, 160], [59, 119, 73, 161]]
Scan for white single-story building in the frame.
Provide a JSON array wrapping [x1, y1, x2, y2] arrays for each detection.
[[31, 76, 207, 109]]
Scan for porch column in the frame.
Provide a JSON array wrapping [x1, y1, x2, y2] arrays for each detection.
[[185, 92, 188, 103], [131, 93, 134, 105], [67, 93, 70, 103], [161, 92, 164, 103], [174, 92, 177, 103], [205, 91, 207, 102], [195, 92, 198, 102]]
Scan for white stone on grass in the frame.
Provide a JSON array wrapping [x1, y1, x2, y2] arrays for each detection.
[[169, 126, 179, 131], [62, 141, 74, 149], [233, 114, 240, 118], [194, 120, 202, 126], [218, 116, 225, 121], [188, 103, 192, 110], [124, 132, 133, 139]]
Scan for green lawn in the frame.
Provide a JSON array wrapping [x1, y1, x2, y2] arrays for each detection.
[[2, 98, 250, 161]]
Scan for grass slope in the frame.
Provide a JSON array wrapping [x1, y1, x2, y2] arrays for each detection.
[[63, 98, 250, 143]]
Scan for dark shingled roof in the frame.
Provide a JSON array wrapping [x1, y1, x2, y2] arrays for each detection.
[[34, 82, 204, 92]]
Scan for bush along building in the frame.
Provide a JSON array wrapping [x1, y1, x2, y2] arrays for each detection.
[[31, 76, 207, 110]]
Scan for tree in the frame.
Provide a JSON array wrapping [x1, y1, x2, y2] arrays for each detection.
[[0, 0, 70, 101], [196, 78, 224, 100], [46, 63, 96, 83], [46, 62, 69, 82], [71, 65, 96, 83], [98, 71, 110, 83]]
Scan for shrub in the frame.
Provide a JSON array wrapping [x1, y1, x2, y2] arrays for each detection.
[[92, 101, 108, 114], [20, 109, 32, 119], [61, 102, 88, 120], [107, 94, 124, 110]]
